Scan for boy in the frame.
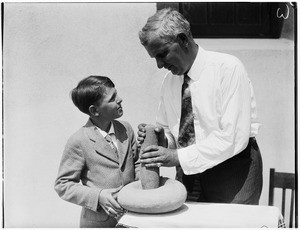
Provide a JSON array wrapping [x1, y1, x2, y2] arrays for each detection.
[[54, 75, 140, 227]]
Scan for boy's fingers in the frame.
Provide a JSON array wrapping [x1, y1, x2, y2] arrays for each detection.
[[107, 206, 119, 217], [154, 126, 162, 132], [138, 135, 146, 141], [138, 130, 146, 135], [138, 123, 147, 130], [109, 197, 123, 211]]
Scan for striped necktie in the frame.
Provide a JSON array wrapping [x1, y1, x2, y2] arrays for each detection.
[[178, 74, 195, 147], [178, 73, 196, 195], [105, 134, 118, 156]]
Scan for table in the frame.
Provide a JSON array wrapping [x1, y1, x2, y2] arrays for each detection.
[[117, 202, 284, 228]]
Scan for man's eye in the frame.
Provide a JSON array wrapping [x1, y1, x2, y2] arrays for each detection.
[[157, 52, 167, 58]]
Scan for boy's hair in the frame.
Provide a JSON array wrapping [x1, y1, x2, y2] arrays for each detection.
[[71, 75, 115, 115], [139, 8, 192, 46]]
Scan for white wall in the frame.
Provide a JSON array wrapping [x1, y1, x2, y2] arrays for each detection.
[[3, 3, 295, 227]]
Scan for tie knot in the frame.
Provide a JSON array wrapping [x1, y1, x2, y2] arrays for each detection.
[[104, 134, 118, 154], [184, 74, 190, 84], [105, 134, 113, 143]]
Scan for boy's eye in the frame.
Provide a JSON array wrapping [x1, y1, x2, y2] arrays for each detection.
[[109, 95, 116, 102]]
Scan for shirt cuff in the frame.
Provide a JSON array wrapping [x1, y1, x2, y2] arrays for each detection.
[[88, 187, 103, 212], [177, 147, 191, 174], [177, 145, 207, 175]]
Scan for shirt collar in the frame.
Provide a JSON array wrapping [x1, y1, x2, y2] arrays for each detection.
[[95, 122, 115, 137], [186, 45, 207, 82]]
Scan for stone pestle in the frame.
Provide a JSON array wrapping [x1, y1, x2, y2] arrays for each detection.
[[140, 124, 160, 189], [117, 124, 187, 214]]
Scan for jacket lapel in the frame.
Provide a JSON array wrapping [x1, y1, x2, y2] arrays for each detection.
[[113, 120, 129, 168], [84, 119, 119, 164]]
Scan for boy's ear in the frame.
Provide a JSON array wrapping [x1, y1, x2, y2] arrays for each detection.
[[89, 105, 99, 116], [176, 33, 189, 48]]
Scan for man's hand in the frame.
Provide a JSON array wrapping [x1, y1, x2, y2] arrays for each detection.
[[137, 123, 168, 149], [140, 145, 179, 167], [99, 186, 125, 218]]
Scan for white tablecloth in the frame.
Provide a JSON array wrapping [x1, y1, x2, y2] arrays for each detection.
[[118, 202, 283, 228]]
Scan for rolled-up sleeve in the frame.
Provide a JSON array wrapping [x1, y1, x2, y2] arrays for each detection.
[[178, 59, 254, 174]]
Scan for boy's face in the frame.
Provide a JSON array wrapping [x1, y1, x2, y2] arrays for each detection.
[[94, 87, 123, 121]]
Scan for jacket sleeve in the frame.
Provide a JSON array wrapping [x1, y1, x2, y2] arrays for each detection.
[[54, 136, 101, 212], [130, 125, 140, 181]]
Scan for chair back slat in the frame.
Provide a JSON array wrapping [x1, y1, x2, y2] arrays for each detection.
[[281, 188, 286, 217], [289, 190, 294, 228], [269, 168, 296, 228], [268, 168, 275, 206], [274, 172, 295, 189]]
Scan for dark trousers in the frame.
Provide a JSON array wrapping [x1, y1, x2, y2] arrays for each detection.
[[79, 208, 117, 228], [179, 138, 263, 204]]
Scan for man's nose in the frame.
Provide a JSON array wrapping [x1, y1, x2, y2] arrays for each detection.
[[156, 58, 164, 69]]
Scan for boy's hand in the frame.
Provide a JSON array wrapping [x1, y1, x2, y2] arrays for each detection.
[[137, 123, 147, 149], [137, 123, 168, 148], [99, 186, 125, 218]]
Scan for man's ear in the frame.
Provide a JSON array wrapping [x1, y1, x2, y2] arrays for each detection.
[[176, 33, 189, 48], [89, 105, 99, 116]]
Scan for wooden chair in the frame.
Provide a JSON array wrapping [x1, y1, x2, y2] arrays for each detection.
[[268, 168, 296, 228]]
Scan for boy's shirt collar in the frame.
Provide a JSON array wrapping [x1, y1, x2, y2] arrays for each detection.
[[95, 121, 115, 137], [95, 122, 119, 151]]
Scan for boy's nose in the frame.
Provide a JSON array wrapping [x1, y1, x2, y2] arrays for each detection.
[[117, 96, 123, 104]]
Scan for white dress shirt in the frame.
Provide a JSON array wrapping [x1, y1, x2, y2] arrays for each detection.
[[156, 46, 261, 174], [96, 122, 118, 150]]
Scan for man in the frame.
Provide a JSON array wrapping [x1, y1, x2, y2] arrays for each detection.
[[137, 8, 263, 204]]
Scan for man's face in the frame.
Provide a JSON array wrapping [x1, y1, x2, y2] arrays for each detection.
[[144, 37, 189, 75], [94, 87, 123, 121]]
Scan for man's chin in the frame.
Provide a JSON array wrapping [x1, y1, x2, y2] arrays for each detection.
[[171, 70, 183, 76], [170, 69, 179, 75]]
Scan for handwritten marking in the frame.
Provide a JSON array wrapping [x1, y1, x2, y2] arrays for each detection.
[[277, 3, 290, 19], [289, 2, 295, 8]]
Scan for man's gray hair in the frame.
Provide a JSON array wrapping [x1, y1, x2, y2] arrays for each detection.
[[139, 8, 192, 46]]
